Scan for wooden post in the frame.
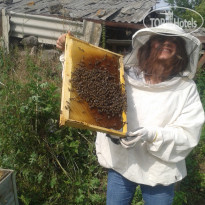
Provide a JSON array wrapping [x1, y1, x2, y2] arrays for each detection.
[[83, 20, 102, 46], [1, 8, 10, 53]]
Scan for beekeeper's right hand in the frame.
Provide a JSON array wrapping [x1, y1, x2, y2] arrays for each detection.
[[56, 31, 72, 51], [120, 127, 157, 148]]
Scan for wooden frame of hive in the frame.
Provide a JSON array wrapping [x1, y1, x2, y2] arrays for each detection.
[[60, 35, 127, 137]]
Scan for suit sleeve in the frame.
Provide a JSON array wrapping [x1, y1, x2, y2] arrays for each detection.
[[60, 52, 65, 78], [146, 84, 205, 163]]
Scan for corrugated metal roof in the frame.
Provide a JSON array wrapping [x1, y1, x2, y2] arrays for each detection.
[[2, 8, 102, 51], [1, 0, 158, 24]]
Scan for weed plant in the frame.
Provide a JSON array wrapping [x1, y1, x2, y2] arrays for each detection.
[[0, 47, 106, 204]]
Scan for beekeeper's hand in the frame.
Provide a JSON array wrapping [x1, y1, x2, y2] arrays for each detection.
[[56, 31, 72, 51], [120, 127, 157, 148]]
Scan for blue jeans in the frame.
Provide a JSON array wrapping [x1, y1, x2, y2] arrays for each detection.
[[107, 169, 174, 205]]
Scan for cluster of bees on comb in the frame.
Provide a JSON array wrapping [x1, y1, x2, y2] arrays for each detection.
[[70, 53, 127, 129]]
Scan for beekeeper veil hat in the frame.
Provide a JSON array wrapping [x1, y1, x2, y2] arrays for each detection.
[[124, 23, 201, 79]]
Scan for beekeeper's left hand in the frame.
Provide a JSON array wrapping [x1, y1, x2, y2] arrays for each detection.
[[120, 127, 157, 148]]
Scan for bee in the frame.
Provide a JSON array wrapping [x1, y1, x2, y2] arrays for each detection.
[[78, 47, 85, 52], [122, 121, 128, 127], [68, 88, 73, 92], [70, 97, 76, 101], [65, 105, 70, 110]]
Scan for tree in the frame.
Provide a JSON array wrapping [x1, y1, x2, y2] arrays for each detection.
[[165, 0, 202, 8], [165, 0, 205, 27]]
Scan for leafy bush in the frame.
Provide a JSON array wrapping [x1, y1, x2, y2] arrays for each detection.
[[0, 48, 106, 204], [173, 68, 205, 205], [173, 127, 205, 205]]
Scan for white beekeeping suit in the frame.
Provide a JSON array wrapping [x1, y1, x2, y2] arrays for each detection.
[[95, 23, 205, 186]]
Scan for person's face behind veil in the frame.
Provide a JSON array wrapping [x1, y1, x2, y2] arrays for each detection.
[[137, 35, 188, 84], [151, 39, 177, 60]]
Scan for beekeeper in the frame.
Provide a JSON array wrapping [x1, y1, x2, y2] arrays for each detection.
[[56, 23, 205, 205], [95, 23, 205, 205]]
